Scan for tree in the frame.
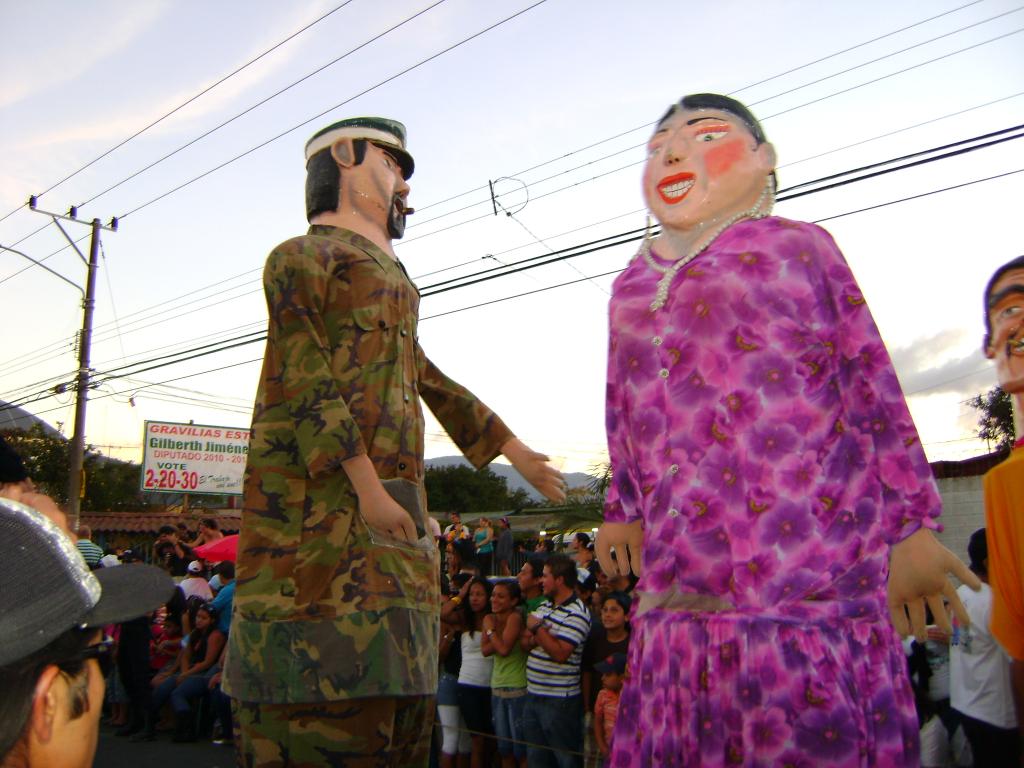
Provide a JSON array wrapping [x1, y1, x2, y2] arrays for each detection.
[[424, 465, 515, 515], [968, 386, 1015, 455], [1, 424, 71, 501], [1, 424, 151, 510]]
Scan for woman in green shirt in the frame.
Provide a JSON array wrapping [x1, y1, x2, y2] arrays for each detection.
[[482, 580, 528, 768]]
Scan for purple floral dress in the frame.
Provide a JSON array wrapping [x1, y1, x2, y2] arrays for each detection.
[[604, 217, 938, 767]]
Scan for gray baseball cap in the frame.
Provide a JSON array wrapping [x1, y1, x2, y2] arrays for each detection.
[[0, 498, 174, 665]]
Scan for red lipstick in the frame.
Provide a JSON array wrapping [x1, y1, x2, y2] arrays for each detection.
[[657, 172, 695, 204]]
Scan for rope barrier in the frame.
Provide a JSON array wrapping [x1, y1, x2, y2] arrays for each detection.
[[432, 715, 588, 759]]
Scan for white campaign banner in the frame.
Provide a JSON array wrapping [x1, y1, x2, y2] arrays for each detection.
[[140, 420, 250, 496]]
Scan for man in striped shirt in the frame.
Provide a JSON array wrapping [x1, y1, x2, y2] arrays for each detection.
[[521, 553, 591, 767], [76, 524, 103, 569]]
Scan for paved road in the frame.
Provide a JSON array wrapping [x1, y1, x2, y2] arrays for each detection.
[[93, 723, 236, 768]]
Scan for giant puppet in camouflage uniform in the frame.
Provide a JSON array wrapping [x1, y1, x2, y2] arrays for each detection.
[[222, 117, 564, 767], [595, 94, 980, 767]]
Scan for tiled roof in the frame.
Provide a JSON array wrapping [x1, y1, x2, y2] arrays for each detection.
[[81, 511, 241, 534], [930, 451, 1005, 479]]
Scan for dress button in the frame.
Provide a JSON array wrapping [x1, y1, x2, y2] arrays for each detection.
[[400, 328, 407, 337], [403, 394, 411, 403], [378, 319, 387, 329], [658, 368, 670, 379], [652, 336, 663, 346], [668, 508, 679, 518], [669, 464, 679, 475], [398, 462, 407, 471]]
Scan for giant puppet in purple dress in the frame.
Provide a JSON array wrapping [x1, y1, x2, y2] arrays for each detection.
[[595, 93, 981, 767]]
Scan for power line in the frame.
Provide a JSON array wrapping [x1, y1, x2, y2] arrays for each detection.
[[0, 2, 538, 278], [2, 120, 1019, 396], [77, 0, 448, 208], [417, 126, 1024, 291], [813, 166, 1024, 225], [14, 1, 358, 220], [423, 168, 1024, 321], [3, 2, 992, 239], [0, 4, 1009, 293], [760, 25, 1024, 122], [403, 18, 1024, 245], [2, 126, 1019, 402], [746, 5, 1024, 111], [4, 158, 1019, 417], [116, 2, 547, 221], [410, 0, 988, 216], [20, 357, 265, 419]]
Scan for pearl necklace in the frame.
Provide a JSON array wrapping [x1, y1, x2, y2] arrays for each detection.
[[642, 179, 773, 311]]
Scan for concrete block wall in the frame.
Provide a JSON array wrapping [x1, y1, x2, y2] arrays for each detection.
[[934, 475, 986, 567]]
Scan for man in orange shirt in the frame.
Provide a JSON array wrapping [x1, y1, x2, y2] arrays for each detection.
[[981, 254, 1024, 758]]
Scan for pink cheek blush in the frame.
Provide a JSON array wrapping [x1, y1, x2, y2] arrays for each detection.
[[704, 137, 746, 177]]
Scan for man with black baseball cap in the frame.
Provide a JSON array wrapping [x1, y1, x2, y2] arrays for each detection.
[[0, 497, 174, 767]]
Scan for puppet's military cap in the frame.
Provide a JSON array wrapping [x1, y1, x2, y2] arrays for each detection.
[[304, 117, 414, 179]]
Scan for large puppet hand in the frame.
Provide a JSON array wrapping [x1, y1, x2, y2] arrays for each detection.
[[887, 527, 981, 641], [342, 454, 417, 543], [501, 438, 566, 503], [357, 488, 418, 544], [595, 521, 643, 577]]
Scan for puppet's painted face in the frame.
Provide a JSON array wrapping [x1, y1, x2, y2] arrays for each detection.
[[349, 142, 411, 239], [986, 267, 1024, 393], [643, 108, 773, 236]]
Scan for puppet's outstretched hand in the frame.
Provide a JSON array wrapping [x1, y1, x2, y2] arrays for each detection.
[[887, 527, 981, 641], [501, 438, 566, 503], [596, 521, 643, 577]]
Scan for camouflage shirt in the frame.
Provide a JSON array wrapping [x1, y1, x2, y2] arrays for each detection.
[[222, 225, 512, 703]]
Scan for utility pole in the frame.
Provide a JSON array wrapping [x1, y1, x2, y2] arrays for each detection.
[[26, 197, 118, 528]]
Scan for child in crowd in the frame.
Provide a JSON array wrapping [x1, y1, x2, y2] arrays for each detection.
[[103, 623, 129, 728], [482, 580, 528, 768], [438, 573, 473, 768], [593, 653, 626, 764], [583, 591, 631, 765], [149, 614, 183, 674]]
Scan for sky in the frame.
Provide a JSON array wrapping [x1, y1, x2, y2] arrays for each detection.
[[0, 0, 1022, 476]]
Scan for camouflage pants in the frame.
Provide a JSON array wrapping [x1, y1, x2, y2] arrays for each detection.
[[234, 696, 434, 768]]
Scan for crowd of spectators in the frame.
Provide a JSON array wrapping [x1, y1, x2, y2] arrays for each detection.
[[907, 527, 1020, 767], [437, 518, 637, 768], [66, 515, 239, 748], [6, 422, 1017, 768]]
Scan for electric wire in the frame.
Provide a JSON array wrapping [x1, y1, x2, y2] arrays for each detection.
[[1, 126, 1019, 405], [411, 0, 990, 215], [1, 6, 1013, 290], [30, 1, 358, 216], [1, 0, 984, 232], [760, 26, 1024, 122], [2, 160, 1018, 416], [115, 2, 547, 221], [408, 32, 1024, 241], [2, 119, 1019, 397], [2, 2, 996, 244], [746, 5, 1024, 110], [0, 2, 540, 278], [77, 0, 449, 208]]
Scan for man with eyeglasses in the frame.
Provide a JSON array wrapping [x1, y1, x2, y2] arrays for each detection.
[[0, 497, 173, 768]]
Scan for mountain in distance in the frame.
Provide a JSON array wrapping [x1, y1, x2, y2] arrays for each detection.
[[424, 455, 596, 501]]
